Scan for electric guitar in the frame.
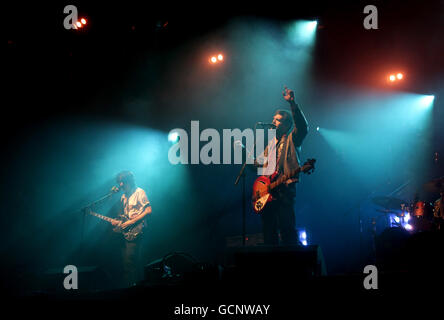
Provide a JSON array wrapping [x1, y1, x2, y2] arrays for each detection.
[[86, 210, 144, 241], [252, 159, 316, 213]]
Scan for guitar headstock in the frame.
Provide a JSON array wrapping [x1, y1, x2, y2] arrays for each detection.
[[301, 158, 316, 174]]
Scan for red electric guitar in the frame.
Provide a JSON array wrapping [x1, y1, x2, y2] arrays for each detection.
[[252, 158, 316, 213]]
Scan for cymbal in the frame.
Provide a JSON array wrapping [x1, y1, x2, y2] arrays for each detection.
[[423, 177, 444, 194], [371, 196, 406, 210]]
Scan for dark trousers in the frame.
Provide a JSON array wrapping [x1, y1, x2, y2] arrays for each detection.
[[121, 238, 142, 287], [261, 189, 298, 246]]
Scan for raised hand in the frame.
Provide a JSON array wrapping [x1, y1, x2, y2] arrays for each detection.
[[282, 86, 295, 102]]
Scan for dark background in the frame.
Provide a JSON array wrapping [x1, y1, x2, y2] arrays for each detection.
[[3, 0, 444, 292]]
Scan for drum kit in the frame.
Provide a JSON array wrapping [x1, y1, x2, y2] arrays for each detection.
[[372, 177, 444, 233]]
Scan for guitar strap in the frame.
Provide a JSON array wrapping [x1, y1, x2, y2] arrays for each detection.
[[262, 134, 287, 180], [268, 135, 285, 182], [274, 134, 287, 176], [277, 135, 299, 186]]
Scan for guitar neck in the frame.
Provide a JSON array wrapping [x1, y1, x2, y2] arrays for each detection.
[[88, 211, 117, 223], [269, 168, 301, 190]]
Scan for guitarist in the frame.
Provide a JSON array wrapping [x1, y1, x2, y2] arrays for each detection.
[[254, 86, 309, 245], [112, 171, 152, 287]]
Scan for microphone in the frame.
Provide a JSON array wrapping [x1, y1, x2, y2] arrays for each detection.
[[234, 140, 245, 149], [257, 122, 276, 128], [111, 186, 120, 193], [234, 140, 255, 160]]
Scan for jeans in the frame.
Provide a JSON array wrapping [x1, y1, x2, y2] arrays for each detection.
[[261, 185, 297, 246], [121, 237, 142, 287]]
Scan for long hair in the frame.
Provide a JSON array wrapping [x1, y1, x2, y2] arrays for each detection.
[[116, 171, 136, 188], [274, 109, 293, 133]]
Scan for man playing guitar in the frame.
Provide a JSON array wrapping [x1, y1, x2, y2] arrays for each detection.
[[254, 86, 309, 245], [112, 171, 152, 287]]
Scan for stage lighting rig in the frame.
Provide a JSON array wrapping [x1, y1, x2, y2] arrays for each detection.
[[209, 53, 224, 65], [73, 17, 87, 30], [387, 72, 404, 83]]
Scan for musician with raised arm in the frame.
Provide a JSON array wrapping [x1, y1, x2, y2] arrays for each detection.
[[255, 86, 309, 245], [111, 171, 152, 287]]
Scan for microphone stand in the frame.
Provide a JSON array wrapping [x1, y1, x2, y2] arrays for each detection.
[[234, 162, 247, 246], [234, 123, 260, 246]]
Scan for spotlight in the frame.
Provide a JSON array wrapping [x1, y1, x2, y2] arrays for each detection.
[[387, 72, 405, 83], [308, 21, 318, 31], [168, 131, 179, 143], [209, 54, 224, 64], [298, 228, 308, 246], [403, 213, 410, 224], [418, 95, 435, 109], [287, 20, 318, 46], [316, 126, 320, 131], [76, 21, 82, 28]]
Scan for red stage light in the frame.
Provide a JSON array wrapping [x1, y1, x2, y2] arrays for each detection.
[[217, 54, 223, 61], [210, 56, 217, 63], [387, 72, 405, 83], [76, 21, 82, 28], [80, 18, 87, 25]]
